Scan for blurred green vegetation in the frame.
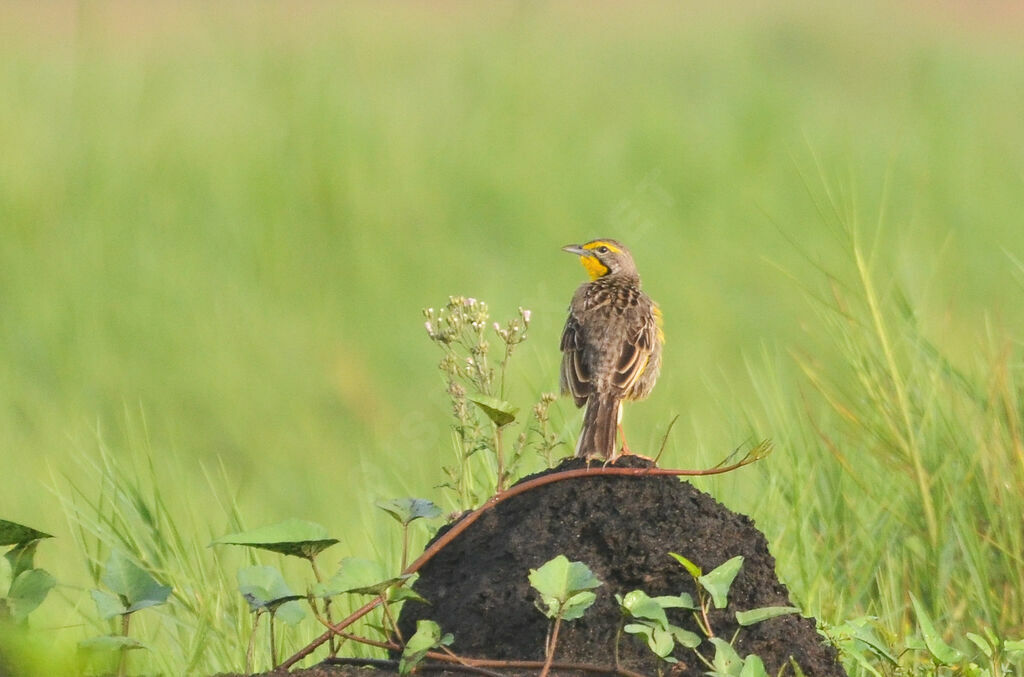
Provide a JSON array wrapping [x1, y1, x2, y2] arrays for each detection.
[[2, 1, 1023, 673]]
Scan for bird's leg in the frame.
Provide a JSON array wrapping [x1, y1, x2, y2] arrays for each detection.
[[618, 423, 655, 463], [618, 423, 633, 456]]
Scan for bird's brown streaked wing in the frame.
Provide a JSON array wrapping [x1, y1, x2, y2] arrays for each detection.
[[612, 313, 658, 392], [560, 314, 590, 407]]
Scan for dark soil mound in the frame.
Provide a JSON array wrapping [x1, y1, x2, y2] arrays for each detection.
[[394, 456, 845, 676]]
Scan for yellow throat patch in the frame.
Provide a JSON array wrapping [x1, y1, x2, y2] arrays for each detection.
[[579, 256, 608, 280], [578, 240, 621, 280]]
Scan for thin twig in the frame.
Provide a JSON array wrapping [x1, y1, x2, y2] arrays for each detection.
[[651, 415, 680, 466], [278, 444, 769, 669]]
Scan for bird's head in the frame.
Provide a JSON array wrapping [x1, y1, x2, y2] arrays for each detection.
[[562, 239, 638, 281]]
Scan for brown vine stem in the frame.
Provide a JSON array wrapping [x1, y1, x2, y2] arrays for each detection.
[[538, 614, 563, 677], [314, 617, 649, 677], [324, 654, 649, 677], [278, 441, 771, 670]]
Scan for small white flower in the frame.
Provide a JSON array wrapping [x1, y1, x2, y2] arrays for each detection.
[[522, 309, 532, 323], [425, 321, 434, 334]]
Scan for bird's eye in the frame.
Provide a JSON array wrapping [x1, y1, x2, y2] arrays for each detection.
[[597, 246, 609, 254]]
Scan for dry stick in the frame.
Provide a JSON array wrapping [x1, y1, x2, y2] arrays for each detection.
[[278, 442, 771, 670], [650, 415, 680, 466]]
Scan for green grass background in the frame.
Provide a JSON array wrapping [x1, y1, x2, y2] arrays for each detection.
[[2, 1, 1023, 673]]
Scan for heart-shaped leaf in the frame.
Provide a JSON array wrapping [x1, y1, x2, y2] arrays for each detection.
[[237, 565, 299, 611], [529, 555, 601, 620], [7, 568, 56, 621], [5, 541, 43, 582], [617, 590, 669, 627], [699, 556, 743, 609], [467, 394, 518, 427], [375, 498, 443, 526], [399, 620, 453, 675], [0, 520, 53, 547], [101, 551, 171, 613], [91, 589, 127, 620], [213, 519, 338, 559]]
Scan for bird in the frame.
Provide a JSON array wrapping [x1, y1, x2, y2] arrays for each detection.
[[560, 239, 663, 460]]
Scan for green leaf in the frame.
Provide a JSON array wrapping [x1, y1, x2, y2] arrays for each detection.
[[528, 555, 601, 620], [740, 654, 769, 677], [5, 541, 42, 581], [274, 599, 307, 625], [101, 551, 171, 613], [648, 627, 675, 658], [388, 585, 428, 605], [7, 569, 56, 621], [91, 589, 126, 620], [560, 590, 597, 621], [668, 623, 701, 648], [399, 620, 452, 675], [625, 618, 695, 660], [624, 623, 655, 646], [375, 498, 443, 526], [237, 565, 303, 618], [0, 556, 11, 593], [699, 555, 744, 609], [78, 635, 147, 652], [668, 552, 702, 578], [653, 593, 697, 610], [965, 632, 992, 658], [467, 394, 518, 426], [709, 637, 744, 676], [312, 557, 409, 597], [212, 519, 339, 559], [911, 593, 963, 665], [735, 606, 800, 626], [0, 520, 53, 547], [1004, 638, 1024, 654], [618, 590, 669, 628], [827, 616, 899, 666]]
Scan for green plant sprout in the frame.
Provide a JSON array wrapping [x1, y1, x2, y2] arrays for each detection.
[[615, 589, 700, 671], [825, 610, 1024, 677], [670, 552, 744, 637], [0, 519, 56, 626], [311, 556, 421, 645], [424, 297, 562, 505], [612, 552, 797, 675], [399, 619, 454, 675], [375, 498, 443, 570], [80, 550, 172, 677], [237, 565, 305, 671], [213, 518, 341, 656], [528, 555, 602, 677]]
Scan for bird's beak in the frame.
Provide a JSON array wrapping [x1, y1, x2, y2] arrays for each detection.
[[562, 244, 587, 256]]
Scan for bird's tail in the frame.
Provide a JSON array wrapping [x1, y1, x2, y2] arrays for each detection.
[[576, 393, 620, 460]]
